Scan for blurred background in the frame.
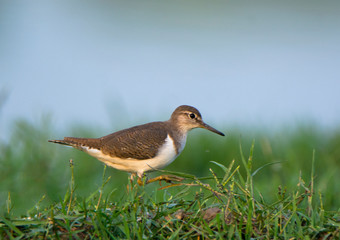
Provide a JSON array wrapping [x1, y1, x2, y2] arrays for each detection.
[[1, 0, 339, 214]]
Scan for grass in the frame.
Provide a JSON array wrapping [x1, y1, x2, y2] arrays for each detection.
[[0, 117, 340, 238]]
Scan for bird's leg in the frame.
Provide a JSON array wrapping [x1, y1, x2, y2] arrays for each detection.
[[127, 173, 138, 191], [145, 175, 184, 185], [137, 173, 148, 186], [137, 177, 144, 186], [130, 173, 136, 182]]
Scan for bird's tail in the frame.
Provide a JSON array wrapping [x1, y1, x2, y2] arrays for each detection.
[[48, 137, 101, 149]]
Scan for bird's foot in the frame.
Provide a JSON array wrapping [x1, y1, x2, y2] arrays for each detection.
[[134, 174, 184, 186], [145, 175, 184, 185]]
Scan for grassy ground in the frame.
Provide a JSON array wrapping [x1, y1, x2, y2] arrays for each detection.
[[0, 117, 339, 238]]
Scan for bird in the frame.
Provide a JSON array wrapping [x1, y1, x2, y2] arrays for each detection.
[[49, 105, 225, 185]]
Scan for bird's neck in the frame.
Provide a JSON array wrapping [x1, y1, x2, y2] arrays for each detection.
[[165, 120, 189, 155]]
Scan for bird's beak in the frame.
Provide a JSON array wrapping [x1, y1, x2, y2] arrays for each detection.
[[201, 122, 225, 136]]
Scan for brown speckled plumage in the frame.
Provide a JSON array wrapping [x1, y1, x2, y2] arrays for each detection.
[[49, 121, 185, 160]]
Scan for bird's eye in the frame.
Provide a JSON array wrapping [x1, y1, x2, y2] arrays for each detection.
[[189, 113, 196, 119]]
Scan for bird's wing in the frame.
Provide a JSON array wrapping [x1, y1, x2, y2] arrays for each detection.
[[100, 122, 169, 160]]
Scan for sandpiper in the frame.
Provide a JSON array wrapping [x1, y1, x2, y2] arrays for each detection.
[[49, 105, 225, 184]]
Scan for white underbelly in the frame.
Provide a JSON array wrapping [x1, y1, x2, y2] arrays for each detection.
[[83, 135, 181, 177]]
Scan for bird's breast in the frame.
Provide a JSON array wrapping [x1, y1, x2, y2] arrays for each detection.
[[175, 134, 187, 155], [154, 135, 178, 167]]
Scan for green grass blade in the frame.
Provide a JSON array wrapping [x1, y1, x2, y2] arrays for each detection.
[[251, 161, 283, 177], [210, 161, 228, 172], [0, 217, 24, 237], [156, 169, 196, 179]]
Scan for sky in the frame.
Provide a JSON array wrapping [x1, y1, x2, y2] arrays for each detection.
[[1, 0, 340, 138]]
